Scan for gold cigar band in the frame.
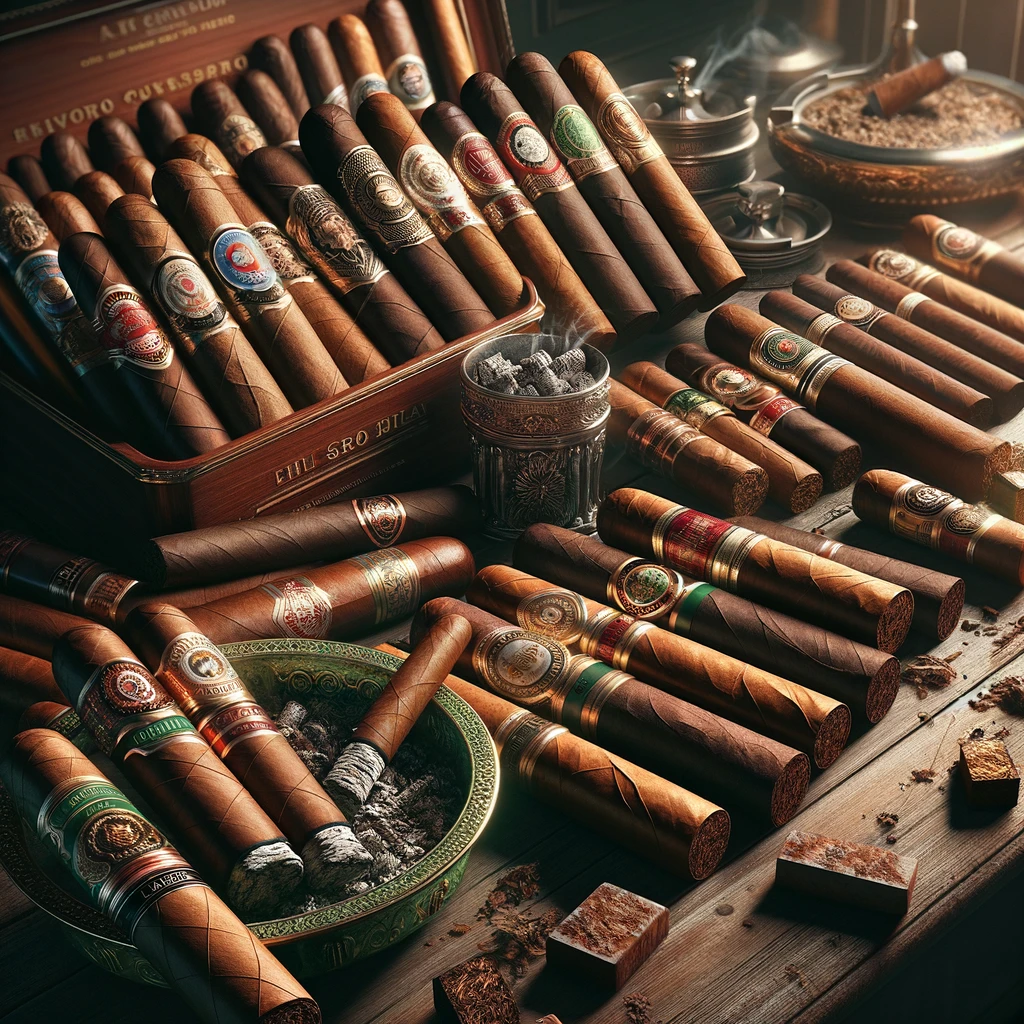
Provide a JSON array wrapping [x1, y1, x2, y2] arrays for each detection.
[[352, 547, 421, 624], [515, 587, 589, 644], [932, 222, 1000, 281], [607, 556, 687, 618], [157, 631, 247, 718], [495, 709, 567, 782], [804, 312, 844, 347], [707, 526, 762, 590], [472, 626, 569, 704], [553, 655, 629, 737]]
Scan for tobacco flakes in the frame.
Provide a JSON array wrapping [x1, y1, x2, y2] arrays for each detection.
[[970, 676, 1024, 715], [902, 655, 957, 699]]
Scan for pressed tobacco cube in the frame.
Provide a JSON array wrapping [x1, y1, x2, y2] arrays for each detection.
[[775, 830, 918, 915], [987, 471, 1024, 524], [432, 954, 518, 1024], [959, 738, 1020, 808], [545, 882, 670, 990]]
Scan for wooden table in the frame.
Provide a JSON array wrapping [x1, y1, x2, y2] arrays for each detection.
[[3, 189, 1024, 1023]]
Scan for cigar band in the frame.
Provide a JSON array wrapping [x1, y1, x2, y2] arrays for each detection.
[[93, 284, 175, 370], [386, 54, 435, 110], [831, 294, 887, 332], [607, 557, 686, 618], [814, 537, 844, 560], [515, 588, 588, 644], [481, 192, 536, 232], [196, 701, 279, 756], [56, 314, 110, 375], [932, 222, 999, 280], [707, 526, 761, 590], [353, 493, 407, 546], [495, 709, 567, 783], [581, 609, 651, 669], [893, 291, 931, 321], [748, 395, 803, 436], [215, 113, 267, 164], [399, 144, 485, 241], [46, 556, 139, 621], [549, 104, 618, 181], [472, 626, 568, 704], [663, 387, 732, 429], [13, 251, 80, 336], [248, 222, 316, 285], [495, 112, 574, 202], [749, 327, 847, 410], [351, 547, 421, 624], [347, 75, 388, 115], [803, 312, 843, 347], [261, 576, 333, 639], [450, 134, 537, 230], [209, 224, 287, 305], [665, 581, 716, 635], [626, 409, 703, 470], [153, 254, 229, 346], [0, 201, 49, 256], [652, 505, 731, 580], [157, 631, 247, 717], [0, 530, 30, 584], [890, 479, 1000, 561], [555, 656, 628, 737], [595, 92, 662, 173], [867, 250, 939, 289]]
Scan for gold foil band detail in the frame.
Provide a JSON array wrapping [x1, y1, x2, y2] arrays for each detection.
[[352, 548, 421, 624], [706, 527, 761, 590], [495, 709, 566, 783], [650, 503, 686, 564], [626, 410, 703, 471], [515, 588, 588, 645], [894, 291, 931, 321], [804, 312, 844, 347]]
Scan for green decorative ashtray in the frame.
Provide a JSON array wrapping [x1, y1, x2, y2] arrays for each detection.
[[0, 640, 499, 981]]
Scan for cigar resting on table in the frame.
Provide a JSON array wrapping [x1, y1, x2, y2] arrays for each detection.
[[7, 155, 51, 203], [86, 116, 145, 174], [136, 97, 189, 160], [237, 70, 302, 148], [73, 170, 126, 222], [329, 15, 390, 118], [290, 23, 350, 108], [40, 132, 94, 192], [36, 191, 100, 241], [192, 80, 268, 168], [251, 34, 311, 121], [422, 0, 478, 101], [165, 133, 237, 178], [364, 0, 437, 115], [113, 155, 157, 200]]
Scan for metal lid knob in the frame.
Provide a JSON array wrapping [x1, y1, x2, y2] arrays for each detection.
[[669, 55, 704, 109], [736, 181, 786, 239]]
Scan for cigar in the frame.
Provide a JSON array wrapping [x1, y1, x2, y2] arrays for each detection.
[[420, 101, 615, 347], [324, 613, 472, 815], [328, 15, 390, 117], [0, 592, 91, 659], [165, 133, 237, 177], [621, 362, 822, 512], [1, 729, 321, 1023], [36, 191, 100, 242], [73, 169, 125, 222], [760, 288, 994, 429], [125, 603, 373, 889], [364, 0, 437, 115], [86, 116, 145, 173], [904, 215, 1023, 309], [104, 193, 294, 435], [136, 97, 189, 159], [7, 155, 51, 203], [237, 70, 302, 147], [460, 72, 657, 342], [599, 487, 915, 652], [127, 485, 479, 585], [506, 52, 700, 326], [113, 154, 157, 200], [152, 158, 345, 407], [468, 565, 852, 767], [382, 646, 728, 877], [16, 700, 95, 752], [422, 0, 477, 100], [853, 469, 1024, 585], [357, 91, 525, 316], [191, 80, 268, 168], [251, 35, 311, 120], [704, 304, 1011, 501], [794, 269, 1024, 423], [559, 51, 745, 308], [300, 103, 494, 340], [413, 597, 809, 825], [607, 378, 769, 516], [0, 645, 63, 715], [187, 536, 476, 644], [40, 131, 94, 191], [153, 564, 321, 610], [241, 145, 439, 364], [291, 23, 350, 107], [512, 523, 900, 722], [868, 51, 966, 118], [731, 516, 966, 641]]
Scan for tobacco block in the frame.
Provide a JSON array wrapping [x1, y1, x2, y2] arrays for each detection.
[[775, 830, 918, 915], [432, 955, 518, 1024], [545, 882, 669, 990], [987, 471, 1024, 524], [960, 738, 1020, 808]]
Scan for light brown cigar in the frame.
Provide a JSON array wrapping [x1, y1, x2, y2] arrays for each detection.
[[136, 98, 189, 160], [36, 191, 99, 242], [237, 70, 302, 147], [112, 155, 156, 199], [155, 564, 322, 609], [0, 593, 92, 659], [191, 80, 268, 168], [364, 0, 436, 115], [251, 34, 311, 120], [40, 132, 94, 192], [0, 645, 63, 715], [290, 23, 350, 107], [329, 14, 390, 117], [15, 700, 94, 751], [7, 155, 51, 202], [86, 116, 144, 173], [165, 133, 237, 177], [423, 0, 477, 101], [868, 51, 966, 118], [72, 170, 125, 223]]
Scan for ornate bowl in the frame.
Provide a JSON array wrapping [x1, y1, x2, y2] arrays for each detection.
[[0, 640, 499, 982]]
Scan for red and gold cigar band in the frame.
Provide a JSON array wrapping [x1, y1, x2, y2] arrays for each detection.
[[515, 587, 588, 644], [748, 327, 850, 410], [450, 131, 535, 233], [865, 250, 941, 291], [248, 221, 317, 286], [386, 54, 435, 110], [353, 493, 408, 547], [929, 221, 1001, 281], [351, 547, 421, 623], [92, 284, 175, 370], [693, 364, 804, 437], [493, 707, 567, 782], [625, 410, 702, 469], [579, 607, 652, 668], [494, 111, 573, 203], [651, 504, 764, 589], [593, 91, 662, 173], [397, 144, 484, 241], [662, 387, 733, 430], [889, 478, 1001, 563], [261, 577, 334, 639], [548, 103, 618, 181]]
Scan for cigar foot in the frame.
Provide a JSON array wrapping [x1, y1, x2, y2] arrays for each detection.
[[876, 589, 915, 653], [688, 807, 731, 881], [828, 443, 864, 491], [227, 841, 304, 915], [811, 704, 852, 769], [732, 466, 770, 516], [770, 753, 812, 828], [865, 658, 901, 725], [323, 741, 387, 818], [302, 823, 374, 891], [935, 576, 967, 641], [789, 472, 824, 514]]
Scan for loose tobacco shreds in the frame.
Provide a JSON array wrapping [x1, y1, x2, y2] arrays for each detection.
[[970, 676, 1024, 715], [911, 768, 936, 783], [902, 655, 956, 699], [876, 811, 899, 829], [624, 992, 662, 1024], [475, 864, 559, 979]]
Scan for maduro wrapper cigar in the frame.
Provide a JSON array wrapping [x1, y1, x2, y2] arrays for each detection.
[[853, 469, 1024, 585], [291, 23, 350, 107], [251, 35, 311, 120], [192, 81, 268, 168], [36, 191, 100, 241], [599, 487, 915, 653], [732, 516, 965, 641], [469, 565, 851, 767], [666, 342, 862, 490], [0, 645, 62, 715], [137, 98, 189, 160], [365, 0, 437, 114], [40, 132, 94, 192], [1, 729, 321, 1024], [414, 597, 809, 825], [113, 155, 156, 200], [461, 72, 657, 342], [87, 116, 144, 173], [52, 624, 304, 912], [423, 0, 477, 101], [0, 593, 91, 659], [704, 304, 1010, 501], [237, 71, 302, 148], [506, 52, 700, 326], [7, 155, 51, 203], [868, 51, 966, 118], [329, 15, 389, 119], [559, 51, 744, 308], [607, 378, 769, 516], [166, 133, 237, 178], [73, 170, 125, 222], [621, 361, 822, 512], [188, 536, 475, 644]]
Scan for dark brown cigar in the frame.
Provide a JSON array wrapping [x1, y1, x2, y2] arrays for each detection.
[[794, 269, 1024, 422], [461, 72, 657, 343], [242, 144, 438, 364], [559, 51, 745, 309], [104, 193, 293, 434], [113, 154, 156, 200], [328, 14, 390, 116], [300, 102, 494, 340], [760, 289, 994, 429], [7, 155, 51, 202], [506, 52, 700, 327], [1, 729, 322, 1023], [59, 231, 231, 458], [40, 131, 94, 191], [420, 101, 614, 347], [599, 487, 915, 653], [152, 158, 345, 407], [512, 523, 899, 722], [36, 191, 100, 242], [868, 51, 966, 118], [136, 97, 189, 160], [72, 169, 125, 222], [358, 91, 524, 316], [704, 304, 1010, 502], [414, 597, 809, 826], [422, 0, 477, 101], [86, 116, 145, 173], [0, 645, 63, 715], [165, 133, 237, 178], [251, 35, 311, 120], [607, 378, 769, 516], [0, 592, 92, 659], [290, 23, 350, 107], [364, 0, 437, 115], [237, 70, 302, 147], [191, 80, 268, 168], [16, 700, 94, 751], [854, 469, 1024, 586], [620, 361, 822, 512]]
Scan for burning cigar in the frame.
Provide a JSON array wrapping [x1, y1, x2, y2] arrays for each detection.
[[423, 0, 477, 100], [86, 116, 144, 173], [136, 97, 189, 159], [0, 592, 91, 659], [364, 0, 437, 115], [36, 191, 100, 241], [7, 155, 51, 203], [559, 51, 745, 308], [73, 169, 125, 222], [468, 565, 852, 767], [420, 102, 614, 347], [666, 342, 862, 491], [760, 289, 994, 429], [251, 35, 311, 120], [621, 362, 822, 512], [704, 304, 1011, 501], [104, 193, 293, 435], [512, 523, 900, 722], [794, 270, 1024, 423], [237, 70, 302, 147], [1, 729, 321, 1023], [607, 378, 769, 516], [357, 91, 525, 316], [853, 469, 1024, 585], [599, 487, 915, 653], [191, 80, 268, 168], [506, 52, 700, 326], [187, 536, 476, 644], [113, 155, 156, 200], [324, 613, 472, 815], [0, 645, 63, 714], [291, 23, 350, 107], [40, 131, 94, 191], [165, 133, 237, 177], [125, 603, 373, 889], [328, 15, 391, 117], [460, 72, 657, 343], [300, 102, 494, 340], [414, 597, 810, 825], [16, 700, 94, 751], [868, 51, 966, 119]]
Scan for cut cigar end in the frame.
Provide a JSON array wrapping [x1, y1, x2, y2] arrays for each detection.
[[301, 823, 374, 891], [731, 466, 770, 516], [227, 841, 304, 915], [876, 589, 915, 654], [934, 576, 967, 641], [322, 741, 387, 819], [688, 807, 732, 881], [828, 443, 864, 491], [811, 703, 852, 769], [787, 472, 824, 514], [865, 657, 901, 725], [771, 752, 812, 828]]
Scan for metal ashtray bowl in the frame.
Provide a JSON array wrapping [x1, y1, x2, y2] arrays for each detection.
[[0, 640, 498, 982]]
